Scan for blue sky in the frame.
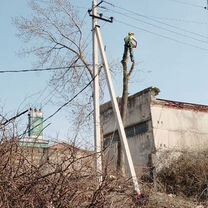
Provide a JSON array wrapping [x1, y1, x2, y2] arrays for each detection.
[[1, 0, 208, 145]]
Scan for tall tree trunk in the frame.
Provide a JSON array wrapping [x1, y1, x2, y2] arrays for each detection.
[[117, 61, 128, 176], [117, 60, 135, 176]]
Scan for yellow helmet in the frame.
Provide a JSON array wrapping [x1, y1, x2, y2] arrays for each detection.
[[128, 32, 134, 36]]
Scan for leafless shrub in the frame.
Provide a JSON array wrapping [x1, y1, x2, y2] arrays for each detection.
[[156, 150, 208, 204], [0, 133, 141, 208]]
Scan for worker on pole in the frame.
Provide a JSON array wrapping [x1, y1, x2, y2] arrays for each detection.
[[121, 32, 137, 63]]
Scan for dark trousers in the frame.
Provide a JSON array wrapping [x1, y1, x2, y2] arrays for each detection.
[[122, 45, 134, 62]]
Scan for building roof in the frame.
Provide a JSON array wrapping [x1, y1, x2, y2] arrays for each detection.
[[49, 142, 92, 154], [153, 98, 208, 112], [101, 86, 208, 113]]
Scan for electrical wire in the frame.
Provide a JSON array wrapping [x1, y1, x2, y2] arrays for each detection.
[[115, 19, 208, 51], [20, 9, 91, 106], [164, 0, 203, 8], [2, 110, 29, 126], [1, 61, 94, 136], [11, 18, 93, 111], [0, 65, 88, 74], [43, 81, 91, 127], [104, 0, 203, 9], [110, 9, 208, 45], [149, 15, 208, 25], [32, 15, 94, 112], [21, 62, 103, 138], [34, 0, 49, 3], [102, 0, 114, 7], [19, 73, 98, 137], [99, 1, 208, 51], [38, 6, 94, 107], [103, 5, 208, 40], [36, 57, 80, 106]]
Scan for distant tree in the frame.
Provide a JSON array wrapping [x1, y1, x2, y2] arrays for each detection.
[[14, 0, 97, 142], [14, 0, 137, 177]]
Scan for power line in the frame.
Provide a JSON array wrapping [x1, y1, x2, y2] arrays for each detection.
[[34, 58, 80, 106], [110, 9, 208, 45], [0, 65, 90, 74], [164, 0, 203, 8], [149, 15, 208, 25], [3, 59, 89, 135], [46, 72, 93, 117], [2, 110, 29, 126], [34, 0, 49, 3], [102, 0, 115, 7], [100, 2, 208, 50], [104, 0, 203, 9], [19, 73, 98, 137], [103, 5, 208, 40], [115, 19, 208, 51]]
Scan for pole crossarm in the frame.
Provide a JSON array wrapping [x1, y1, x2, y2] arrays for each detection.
[[88, 0, 113, 23], [88, 10, 113, 23]]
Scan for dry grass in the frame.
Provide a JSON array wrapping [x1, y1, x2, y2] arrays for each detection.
[[156, 150, 208, 206], [0, 140, 140, 207], [0, 138, 207, 207]]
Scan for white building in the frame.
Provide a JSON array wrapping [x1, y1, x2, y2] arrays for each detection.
[[100, 87, 208, 177]]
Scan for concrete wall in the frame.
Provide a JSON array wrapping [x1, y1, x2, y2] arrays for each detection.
[[101, 88, 155, 134], [104, 128, 155, 176], [18, 143, 93, 175], [151, 102, 208, 151], [101, 87, 157, 176], [101, 86, 208, 177]]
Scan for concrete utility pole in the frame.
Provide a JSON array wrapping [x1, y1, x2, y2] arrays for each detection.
[[90, 2, 141, 198], [92, 0, 102, 184], [94, 25, 141, 197]]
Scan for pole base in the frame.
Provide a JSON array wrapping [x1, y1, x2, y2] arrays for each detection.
[[136, 192, 149, 206]]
